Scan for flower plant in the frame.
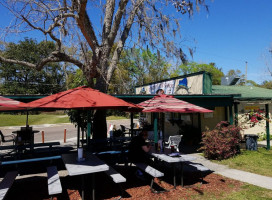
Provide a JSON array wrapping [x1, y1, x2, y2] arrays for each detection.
[[241, 109, 270, 127], [200, 121, 242, 160]]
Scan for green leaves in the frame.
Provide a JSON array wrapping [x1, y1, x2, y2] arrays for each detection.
[[172, 62, 224, 85], [109, 47, 171, 94], [0, 38, 65, 94]]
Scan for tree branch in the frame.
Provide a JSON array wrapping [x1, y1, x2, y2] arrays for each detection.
[[107, 0, 144, 81], [75, 0, 99, 52], [108, 0, 129, 47], [102, 0, 115, 40], [0, 56, 36, 68], [0, 52, 85, 71]]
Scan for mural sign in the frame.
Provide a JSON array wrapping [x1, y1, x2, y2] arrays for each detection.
[[149, 80, 176, 94]]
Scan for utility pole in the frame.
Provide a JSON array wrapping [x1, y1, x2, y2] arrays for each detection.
[[245, 61, 248, 84]]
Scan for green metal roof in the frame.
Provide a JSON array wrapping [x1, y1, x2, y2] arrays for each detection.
[[212, 85, 272, 100], [115, 94, 235, 108]]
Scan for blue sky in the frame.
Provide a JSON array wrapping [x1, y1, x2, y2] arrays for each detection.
[[0, 0, 272, 84], [180, 0, 272, 84]]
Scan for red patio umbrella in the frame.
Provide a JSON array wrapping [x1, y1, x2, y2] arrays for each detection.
[[26, 86, 142, 111], [138, 94, 213, 145], [0, 96, 27, 111], [26, 86, 143, 148], [138, 94, 213, 113]]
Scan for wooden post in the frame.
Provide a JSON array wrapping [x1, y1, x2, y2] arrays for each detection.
[[42, 131, 45, 143], [64, 129, 67, 143], [234, 103, 239, 126], [266, 104, 270, 150]]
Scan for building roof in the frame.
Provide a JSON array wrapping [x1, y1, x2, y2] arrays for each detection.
[[212, 85, 272, 101]]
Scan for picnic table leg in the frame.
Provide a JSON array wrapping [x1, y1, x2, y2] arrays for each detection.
[[173, 163, 176, 188], [92, 174, 95, 200], [81, 175, 85, 200], [180, 162, 184, 187]]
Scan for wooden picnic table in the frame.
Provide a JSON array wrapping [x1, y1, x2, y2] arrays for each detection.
[[150, 148, 196, 188], [62, 152, 109, 200]]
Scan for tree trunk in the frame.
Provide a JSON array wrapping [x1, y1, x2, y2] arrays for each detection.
[[92, 75, 108, 139], [93, 110, 107, 139]]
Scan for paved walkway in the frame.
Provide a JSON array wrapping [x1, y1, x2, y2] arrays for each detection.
[[54, 136, 272, 190], [190, 153, 272, 190]]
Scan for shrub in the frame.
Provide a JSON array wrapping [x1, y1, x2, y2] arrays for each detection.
[[257, 132, 272, 141], [200, 121, 242, 160]]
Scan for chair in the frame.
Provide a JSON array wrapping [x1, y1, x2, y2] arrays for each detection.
[[120, 125, 129, 135], [0, 130, 16, 145], [165, 135, 183, 152], [147, 131, 154, 142]]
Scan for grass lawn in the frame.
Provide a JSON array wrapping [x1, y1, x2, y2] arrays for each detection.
[[0, 114, 71, 126], [189, 183, 272, 200], [213, 147, 272, 177], [0, 113, 128, 127], [222, 184, 272, 200]]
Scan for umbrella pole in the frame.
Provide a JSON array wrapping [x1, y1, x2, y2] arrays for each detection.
[[26, 110, 29, 126], [87, 110, 91, 148], [81, 127, 84, 148], [154, 113, 158, 148], [77, 124, 80, 149], [130, 113, 134, 137], [162, 113, 165, 148]]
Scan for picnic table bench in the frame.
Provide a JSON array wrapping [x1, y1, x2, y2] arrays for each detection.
[[0, 171, 18, 200], [105, 166, 126, 200], [0, 142, 60, 156], [47, 166, 62, 199], [134, 162, 165, 193], [185, 162, 211, 184], [0, 155, 62, 166], [0, 142, 60, 151]]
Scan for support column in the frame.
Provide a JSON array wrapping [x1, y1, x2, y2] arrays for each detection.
[[234, 103, 238, 126], [229, 105, 233, 125], [265, 104, 270, 150]]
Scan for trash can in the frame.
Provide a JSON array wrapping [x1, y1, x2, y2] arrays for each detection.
[[244, 134, 259, 151]]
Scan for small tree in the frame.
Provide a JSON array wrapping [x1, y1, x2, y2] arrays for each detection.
[[200, 121, 242, 160]]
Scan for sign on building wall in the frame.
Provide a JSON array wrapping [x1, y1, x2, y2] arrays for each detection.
[[149, 80, 176, 94], [244, 106, 260, 111], [135, 72, 208, 95]]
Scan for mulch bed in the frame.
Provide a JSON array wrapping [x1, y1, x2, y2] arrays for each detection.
[[4, 164, 243, 200]]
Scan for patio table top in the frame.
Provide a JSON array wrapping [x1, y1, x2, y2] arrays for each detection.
[[62, 153, 109, 176], [150, 151, 196, 163]]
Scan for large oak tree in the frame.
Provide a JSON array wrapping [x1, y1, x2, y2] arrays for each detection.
[[0, 0, 207, 138]]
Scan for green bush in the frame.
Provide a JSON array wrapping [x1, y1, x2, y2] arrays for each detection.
[[200, 121, 242, 160], [257, 132, 272, 141]]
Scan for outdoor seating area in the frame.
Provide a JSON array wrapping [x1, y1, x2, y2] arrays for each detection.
[[0, 142, 213, 200], [0, 87, 215, 199], [0, 124, 213, 199]]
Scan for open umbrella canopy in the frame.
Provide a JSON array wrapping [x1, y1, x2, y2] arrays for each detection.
[[26, 86, 142, 111], [0, 96, 27, 111], [138, 94, 213, 113]]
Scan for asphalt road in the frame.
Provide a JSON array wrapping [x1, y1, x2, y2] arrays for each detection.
[[1, 119, 136, 144]]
